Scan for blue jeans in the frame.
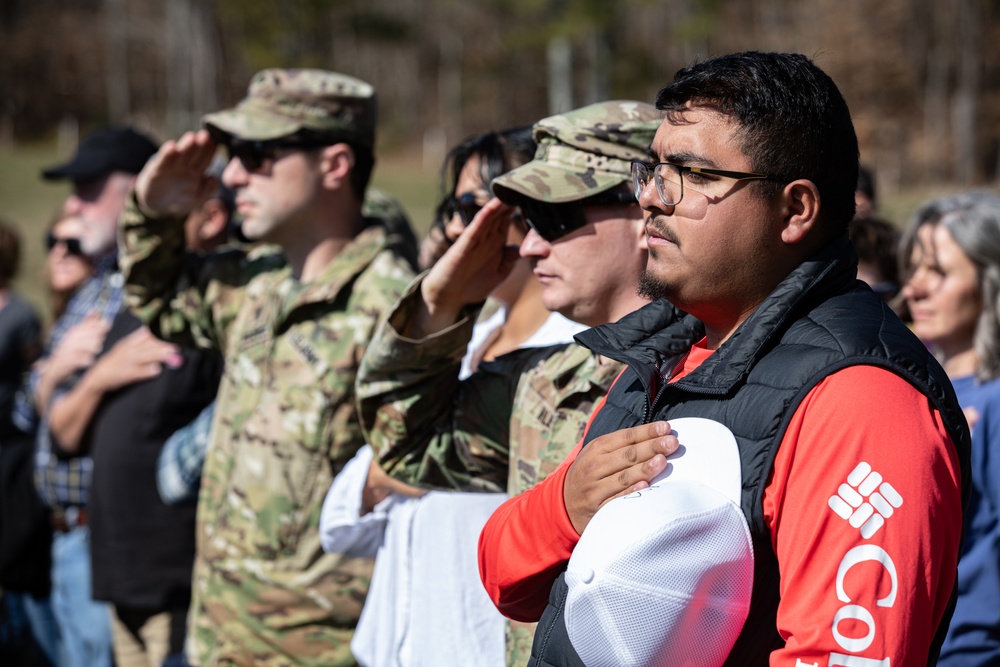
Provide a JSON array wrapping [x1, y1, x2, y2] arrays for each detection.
[[50, 526, 113, 667], [18, 593, 60, 666]]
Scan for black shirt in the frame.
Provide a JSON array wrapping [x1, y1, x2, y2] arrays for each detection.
[[87, 311, 222, 610]]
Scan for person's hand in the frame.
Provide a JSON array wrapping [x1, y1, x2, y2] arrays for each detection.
[[45, 315, 111, 383], [360, 458, 426, 515], [416, 222, 452, 272], [413, 198, 520, 335], [135, 129, 219, 218], [88, 327, 183, 392], [563, 421, 679, 535]]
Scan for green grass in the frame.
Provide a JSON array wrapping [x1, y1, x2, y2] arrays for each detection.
[[3, 140, 995, 328], [0, 142, 440, 326], [0, 141, 73, 323], [371, 149, 441, 236]]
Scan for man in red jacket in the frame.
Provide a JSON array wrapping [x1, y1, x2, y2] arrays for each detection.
[[479, 51, 970, 667]]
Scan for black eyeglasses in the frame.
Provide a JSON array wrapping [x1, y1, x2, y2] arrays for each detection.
[[631, 160, 786, 207], [45, 233, 84, 256], [442, 192, 490, 227], [520, 187, 637, 243], [223, 138, 330, 172]]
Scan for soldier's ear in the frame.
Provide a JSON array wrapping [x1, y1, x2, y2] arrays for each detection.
[[320, 143, 355, 190]]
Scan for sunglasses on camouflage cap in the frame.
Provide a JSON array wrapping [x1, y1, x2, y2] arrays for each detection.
[[224, 138, 334, 172], [519, 187, 639, 242], [207, 127, 333, 173]]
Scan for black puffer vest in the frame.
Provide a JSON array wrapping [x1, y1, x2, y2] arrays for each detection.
[[528, 235, 971, 667]]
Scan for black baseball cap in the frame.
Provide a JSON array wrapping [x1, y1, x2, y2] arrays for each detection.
[[42, 126, 159, 182]]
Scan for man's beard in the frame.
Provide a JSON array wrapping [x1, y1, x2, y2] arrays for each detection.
[[637, 267, 672, 301], [82, 222, 118, 258]]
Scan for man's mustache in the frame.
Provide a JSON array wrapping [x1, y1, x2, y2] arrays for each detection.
[[646, 218, 680, 245]]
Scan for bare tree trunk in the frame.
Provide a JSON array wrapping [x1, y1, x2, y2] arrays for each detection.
[[191, 1, 220, 127], [331, 3, 359, 77], [393, 0, 422, 142], [0, 115, 13, 151], [583, 28, 609, 106], [924, 20, 950, 181], [165, 1, 193, 136], [104, 0, 130, 121], [953, 0, 980, 184], [436, 31, 465, 146], [547, 36, 572, 115], [164, 0, 220, 137]]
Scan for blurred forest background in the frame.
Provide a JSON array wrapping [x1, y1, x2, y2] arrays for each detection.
[[2, 0, 1000, 315]]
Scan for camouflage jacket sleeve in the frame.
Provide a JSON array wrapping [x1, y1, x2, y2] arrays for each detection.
[[119, 195, 283, 354], [504, 343, 624, 495], [358, 276, 561, 492]]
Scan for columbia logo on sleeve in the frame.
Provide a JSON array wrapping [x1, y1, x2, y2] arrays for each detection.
[[828, 462, 904, 539]]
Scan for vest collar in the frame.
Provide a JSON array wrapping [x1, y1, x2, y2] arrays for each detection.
[[578, 232, 859, 397]]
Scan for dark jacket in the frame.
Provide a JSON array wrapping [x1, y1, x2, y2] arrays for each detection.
[[529, 234, 971, 667], [87, 311, 222, 610]]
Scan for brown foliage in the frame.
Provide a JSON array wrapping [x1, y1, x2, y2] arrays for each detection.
[[1, 0, 998, 187]]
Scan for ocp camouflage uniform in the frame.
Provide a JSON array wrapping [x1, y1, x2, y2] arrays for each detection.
[[120, 193, 414, 667], [358, 280, 622, 664], [359, 278, 625, 494], [357, 100, 661, 667], [120, 67, 417, 667], [359, 100, 660, 494]]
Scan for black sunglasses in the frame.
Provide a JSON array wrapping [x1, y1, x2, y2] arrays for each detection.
[[45, 232, 84, 256], [222, 138, 330, 172], [520, 187, 638, 242], [442, 192, 490, 227]]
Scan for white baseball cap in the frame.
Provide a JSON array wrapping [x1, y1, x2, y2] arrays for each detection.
[[564, 417, 754, 667]]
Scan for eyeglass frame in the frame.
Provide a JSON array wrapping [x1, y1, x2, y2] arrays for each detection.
[[631, 160, 787, 207]]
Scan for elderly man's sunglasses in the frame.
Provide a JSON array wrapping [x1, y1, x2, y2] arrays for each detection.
[[46, 232, 84, 256], [519, 187, 638, 242]]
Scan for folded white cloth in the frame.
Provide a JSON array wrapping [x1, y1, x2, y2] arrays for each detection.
[[319, 444, 400, 558], [351, 490, 507, 667], [320, 309, 585, 665], [320, 446, 507, 667]]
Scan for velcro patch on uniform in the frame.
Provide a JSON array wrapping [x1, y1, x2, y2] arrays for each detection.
[[287, 330, 330, 377]]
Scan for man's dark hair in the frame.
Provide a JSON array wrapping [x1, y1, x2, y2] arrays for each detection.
[[346, 142, 375, 201], [296, 129, 374, 201], [857, 165, 876, 204], [848, 216, 899, 289], [655, 52, 859, 230]]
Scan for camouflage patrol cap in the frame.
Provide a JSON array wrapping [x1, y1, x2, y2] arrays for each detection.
[[202, 69, 376, 147], [492, 100, 662, 204]]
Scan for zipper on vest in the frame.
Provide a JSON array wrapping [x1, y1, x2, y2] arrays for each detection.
[[642, 362, 675, 424]]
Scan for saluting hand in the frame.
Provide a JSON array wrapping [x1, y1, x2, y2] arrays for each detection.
[[414, 197, 521, 336], [135, 129, 219, 219]]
